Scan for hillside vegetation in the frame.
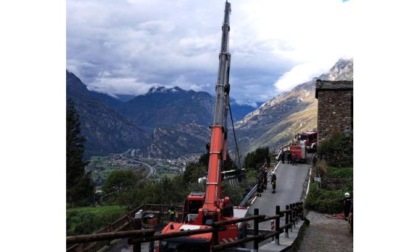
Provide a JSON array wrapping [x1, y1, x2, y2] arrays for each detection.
[[305, 132, 353, 214], [66, 205, 126, 236]]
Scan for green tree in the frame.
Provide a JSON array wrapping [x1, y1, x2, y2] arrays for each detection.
[[183, 162, 207, 185], [243, 146, 270, 170], [199, 146, 238, 171], [222, 181, 245, 206], [102, 170, 137, 203], [67, 99, 94, 206]]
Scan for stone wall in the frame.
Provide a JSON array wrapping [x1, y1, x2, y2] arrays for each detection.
[[315, 80, 353, 143]]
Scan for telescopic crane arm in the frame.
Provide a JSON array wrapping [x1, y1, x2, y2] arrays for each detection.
[[201, 1, 231, 215]]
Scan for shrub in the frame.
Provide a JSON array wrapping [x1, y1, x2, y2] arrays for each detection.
[[305, 163, 353, 214], [304, 184, 344, 214], [222, 181, 246, 206], [243, 147, 270, 170], [66, 205, 126, 236], [318, 132, 353, 167], [327, 167, 353, 178]]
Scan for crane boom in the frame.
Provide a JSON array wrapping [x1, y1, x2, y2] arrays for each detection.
[[203, 0, 231, 214]]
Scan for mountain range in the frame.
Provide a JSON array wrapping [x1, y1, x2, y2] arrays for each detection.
[[66, 58, 353, 160], [66, 71, 257, 158], [234, 58, 353, 157]]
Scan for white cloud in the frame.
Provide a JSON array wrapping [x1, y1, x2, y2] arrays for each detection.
[[67, 0, 354, 105], [274, 61, 331, 91], [88, 77, 158, 96], [236, 0, 355, 94]]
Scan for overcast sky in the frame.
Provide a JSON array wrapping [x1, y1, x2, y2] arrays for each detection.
[[5, 2, 420, 248], [67, 0, 354, 106]]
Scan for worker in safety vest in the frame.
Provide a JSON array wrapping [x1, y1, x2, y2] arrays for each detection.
[[168, 204, 175, 222]]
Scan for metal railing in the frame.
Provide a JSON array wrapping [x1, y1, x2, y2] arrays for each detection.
[[66, 202, 304, 252], [239, 184, 258, 207]]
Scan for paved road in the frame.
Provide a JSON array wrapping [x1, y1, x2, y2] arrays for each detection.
[[138, 161, 156, 179], [248, 156, 311, 230]]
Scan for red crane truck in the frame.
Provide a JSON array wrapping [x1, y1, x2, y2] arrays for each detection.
[[156, 2, 248, 251]]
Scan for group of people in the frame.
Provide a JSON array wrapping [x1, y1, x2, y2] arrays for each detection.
[[279, 151, 298, 165], [256, 164, 277, 196], [256, 166, 267, 196]]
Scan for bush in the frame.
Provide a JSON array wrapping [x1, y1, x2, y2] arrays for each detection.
[[243, 147, 270, 170], [66, 205, 126, 236], [327, 167, 353, 178], [222, 181, 246, 206], [304, 184, 344, 214], [305, 164, 353, 214], [318, 132, 353, 167]]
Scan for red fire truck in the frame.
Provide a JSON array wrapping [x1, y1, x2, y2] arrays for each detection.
[[296, 131, 317, 153], [289, 141, 307, 163]]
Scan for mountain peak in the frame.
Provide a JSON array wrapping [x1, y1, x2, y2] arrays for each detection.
[[325, 58, 353, 81]]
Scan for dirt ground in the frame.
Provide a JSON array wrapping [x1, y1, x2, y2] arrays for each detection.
[[295, 211, 353, 252]]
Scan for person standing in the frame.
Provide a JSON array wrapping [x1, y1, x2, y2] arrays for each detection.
[[343, 192, 353, 221], [263, 167, 268, 190], [257, 174, 264, 197], [271, 172, 277, 193], [168, 204, 175, 222]]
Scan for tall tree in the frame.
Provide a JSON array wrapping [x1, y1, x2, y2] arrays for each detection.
[[67, 99, 94, 206], [243, 146, 270, 170], [102, 170, 137, 203]]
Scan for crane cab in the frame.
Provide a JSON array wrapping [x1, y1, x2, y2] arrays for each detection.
[[183, 192, 205, 223]]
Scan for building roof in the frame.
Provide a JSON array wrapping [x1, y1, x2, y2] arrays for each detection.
[[315, 79, 353, 98]]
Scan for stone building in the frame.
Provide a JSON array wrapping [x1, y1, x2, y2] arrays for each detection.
[[315, 79, 353, 143]]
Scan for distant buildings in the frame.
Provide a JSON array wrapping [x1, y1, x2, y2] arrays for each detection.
[[315, 79, 353, 143]]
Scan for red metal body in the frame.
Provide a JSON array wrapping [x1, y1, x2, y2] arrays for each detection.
[[297, 131, 317, 152], [290, 142, 307, 162]]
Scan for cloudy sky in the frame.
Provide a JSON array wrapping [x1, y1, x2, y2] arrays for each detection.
[[67, 0, 354, 106], [5, 2, 420, 248]]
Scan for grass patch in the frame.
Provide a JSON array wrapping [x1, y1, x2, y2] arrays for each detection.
[[160, 173, 178, 179], [66, 205, 127, 236]]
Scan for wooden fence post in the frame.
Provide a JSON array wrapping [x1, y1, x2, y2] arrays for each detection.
[[253, 208, 259, 251], [285, 205, 289, 238], [275, 205, 280, 245], [133, 209, 143, 252], [290, 203, 295, 229], [212, 227, 219, 248]]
